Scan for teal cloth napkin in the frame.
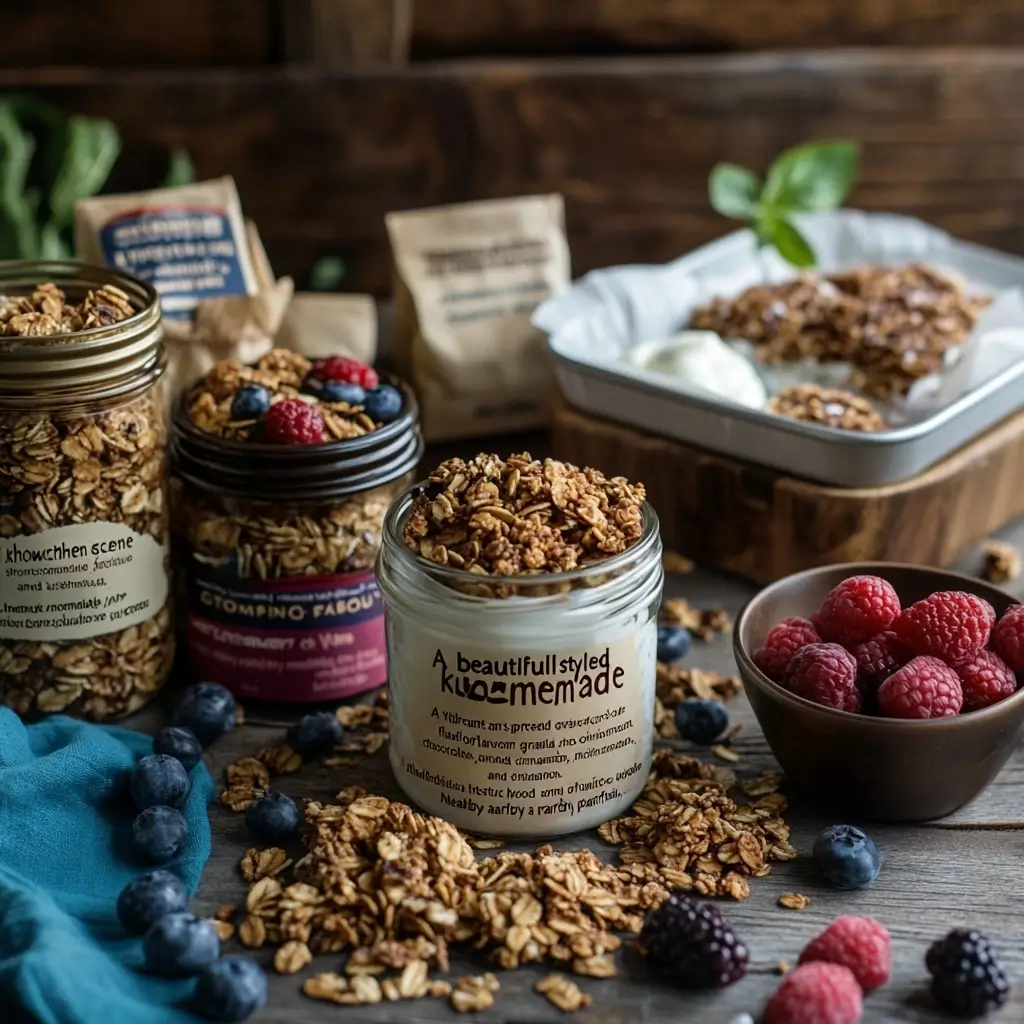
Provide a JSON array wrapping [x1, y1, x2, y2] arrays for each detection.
[[0, 707, 215, 1024]]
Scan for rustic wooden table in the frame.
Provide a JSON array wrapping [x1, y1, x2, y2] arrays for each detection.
[[127, 449, 1024, 1024]]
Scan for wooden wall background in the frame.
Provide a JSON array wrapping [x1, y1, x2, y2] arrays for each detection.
[[4, 0, 1024, 294]]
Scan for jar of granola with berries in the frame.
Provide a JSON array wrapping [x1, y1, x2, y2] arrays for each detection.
[[0, 261, 173, 720], [170, 348, 422, 702]]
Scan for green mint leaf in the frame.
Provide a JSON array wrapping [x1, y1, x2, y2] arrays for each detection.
[[709, 162, 761, 220], [762, 140, 859, 213], [48, 115, 120, 227], [768, 217, 817, 268], [164, 148, 196, 188], [0, 103, 41, 258]]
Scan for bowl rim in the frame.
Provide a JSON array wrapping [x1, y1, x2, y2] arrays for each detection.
[[734, 560, 1024, 729]]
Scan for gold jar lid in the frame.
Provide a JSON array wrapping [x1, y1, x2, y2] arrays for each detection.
[[0, 260, 162, 400]]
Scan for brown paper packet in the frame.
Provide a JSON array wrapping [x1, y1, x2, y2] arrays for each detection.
[[276, 293, 377, 363], [386, 194, 570, 442]]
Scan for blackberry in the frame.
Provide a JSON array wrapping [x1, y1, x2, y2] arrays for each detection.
[[926, 929, 1010, 1016], [638, 892, 748, 988]]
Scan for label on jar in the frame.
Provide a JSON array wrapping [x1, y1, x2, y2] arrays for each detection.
[[185, 566, 387, 701], [0, 523, 169, 641], [388, 622, 653, 834]]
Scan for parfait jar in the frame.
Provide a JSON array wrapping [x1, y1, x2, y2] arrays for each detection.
[[377, 483, 663, 838], [0, 261, 173, 720]]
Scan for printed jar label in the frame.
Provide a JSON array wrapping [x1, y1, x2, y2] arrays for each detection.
[[0, 523, 169, 641], [388, 619, 654, 834], [99, 205, 252, 320], [186, 567, 387, 701]]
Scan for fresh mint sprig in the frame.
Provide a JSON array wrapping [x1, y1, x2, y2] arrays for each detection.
[[709, 140, 860, 268]]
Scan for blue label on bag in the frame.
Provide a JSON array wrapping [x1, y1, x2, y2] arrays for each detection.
[[98, 205, 250, 319]]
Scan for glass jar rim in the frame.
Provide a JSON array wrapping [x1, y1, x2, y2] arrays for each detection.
[[381, 483, 662, 591], [171, 376, 424, 502]]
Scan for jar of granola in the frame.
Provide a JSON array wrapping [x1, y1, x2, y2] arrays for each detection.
[[376, 453, 663, 838], [0, 261, 173, 720], [171, 349, 422, 702]]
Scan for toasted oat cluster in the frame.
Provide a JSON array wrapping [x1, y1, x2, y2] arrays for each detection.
[[0, 392, 173, 720], [0, 281, 134, 336], [226, 750, 791, 1010], [768, 384, 886, 432], [403, 453, 646, 576], [186, 349, 392, 443], [691, 264, 988, 398]]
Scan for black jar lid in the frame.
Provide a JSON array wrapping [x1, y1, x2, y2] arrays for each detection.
[[171, 374, 424, 502]]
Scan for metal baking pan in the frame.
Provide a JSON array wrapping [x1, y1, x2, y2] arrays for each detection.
[[536, 211, 1024, 488]]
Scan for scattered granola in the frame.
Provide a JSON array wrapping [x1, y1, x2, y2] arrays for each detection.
[[274, 940, 313, 975], [450, 974, 501, 1013], [240, 847, 292, 882], [982, 540, 1022, 583], [778, 893, 811, 911], [403, 452, 646, 576], [209, 919, 236, 942], [654, 663, 742, 738], [185, 349, 397, 443], [712, 743, 741, 764], [0, 281, 173, 721], [536, 973, 592, 1012], [661, 597, 731, 642], [691, 264, 988, 398], [661, 550, 694, 574], [768, 384, 886, 432]]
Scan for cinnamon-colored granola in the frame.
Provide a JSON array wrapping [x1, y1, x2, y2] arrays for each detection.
[[0, 281, 134, 336], [768, 384, 886, 432]]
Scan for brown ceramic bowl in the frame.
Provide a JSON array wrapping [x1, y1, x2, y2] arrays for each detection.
[[734, 562, 1024, 822]]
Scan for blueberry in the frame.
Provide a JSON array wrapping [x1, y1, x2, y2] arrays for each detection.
[[144, 912, 220, 976], [674, 698, 728, 745], [286, 711, 345, 756], [133, 805, 188, 864], [173, 682, 237, 746], [230, 385, 271, 420], [153, 725, 203, 773], [116, 869, 188, 934], [362, 384, 403, 423], [245, 790, 300, 843], [813, 824, 881, 890], [321, 381, 366, 405], [195, 956, 268, 1022], [130, 754, 191, 810], [657, 624, 692, 663]]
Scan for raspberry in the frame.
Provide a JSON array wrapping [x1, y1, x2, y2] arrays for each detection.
[[955, 649, 1018, 711], [783, 643, 860, 713], [812, 575, 900, 647], [753, 617, 820, 682], [799, 916, 891, 993], [892, 590, 994, 665], [311, 356, 379, 389], [849, 630, 909, 694], [877, 656, 962, 719], [637, 893, 748, 988], [927, 929, 1010, 1016], [764, 962, 863, 1024], [991, 604, 1024, 672], [263, 399, 324, 444]]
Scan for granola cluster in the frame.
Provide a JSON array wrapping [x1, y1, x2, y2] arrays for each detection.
[[186, 349, 387, 443], [768, 384, 887, 432], [0, 281, 134, 336], [226, 750, 792, 1011], [0, 307, 173, 719], [691, 264, 988, 400], [403, 453, 646, 577], [173, 476, 406, 581]]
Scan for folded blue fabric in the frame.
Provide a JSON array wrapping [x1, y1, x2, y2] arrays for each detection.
[[0, 707, 215, 1024]]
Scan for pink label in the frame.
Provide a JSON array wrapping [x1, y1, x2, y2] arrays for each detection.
[[185, 567, 386, 701]]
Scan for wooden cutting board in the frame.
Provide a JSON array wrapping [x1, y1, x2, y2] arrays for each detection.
[[551, 401, 1024, 584]]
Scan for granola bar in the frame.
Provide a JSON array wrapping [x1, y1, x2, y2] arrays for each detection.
[[0, 284, 173, 721], [691, 264, 988, 399], [768, 384, 886, 432], [403, 452, 646, 576]]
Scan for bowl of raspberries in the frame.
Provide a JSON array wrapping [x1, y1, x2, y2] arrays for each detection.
[[734, 563, 1024, 821]]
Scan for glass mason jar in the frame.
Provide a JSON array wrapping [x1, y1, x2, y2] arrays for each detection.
[[377, 489, 664, 838], [0, 260, 173, 720], [170, 382, 422, 703]]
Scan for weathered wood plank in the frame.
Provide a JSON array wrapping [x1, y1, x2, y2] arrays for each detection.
[[283, 0, 413, 67], [0, 0, 279, 67], [412, 0, 1024, 56], [5, 53, 1024, 294]]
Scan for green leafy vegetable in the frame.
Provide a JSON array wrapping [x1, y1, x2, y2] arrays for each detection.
[[708, 139, 859, 267]]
